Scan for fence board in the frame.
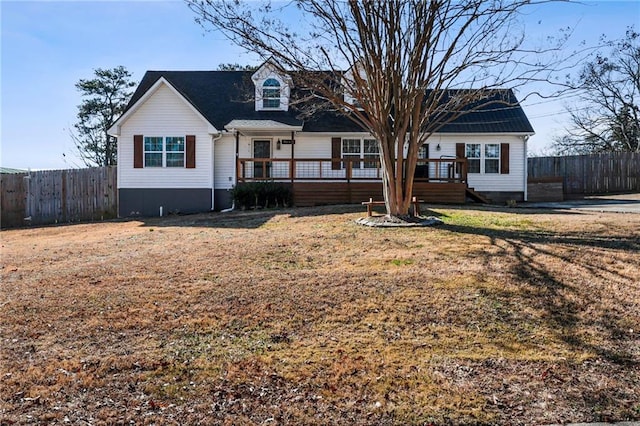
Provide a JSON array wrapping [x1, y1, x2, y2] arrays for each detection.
[[1, 167, 117, 228], [528, 152, 640, 196], [1, 173, 28, 228]]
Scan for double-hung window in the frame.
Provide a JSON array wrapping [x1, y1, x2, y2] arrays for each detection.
[[466, 144, 481, 173], [484, 144, 500, 174], [363, 139, 379, 169], [144, 137, 164, 167], [166, 137, 185, 167], [262, 78, 281, 109], [341, 138, 379, 169], [144, 136, 185, 168], [342, 139, 361, 169]]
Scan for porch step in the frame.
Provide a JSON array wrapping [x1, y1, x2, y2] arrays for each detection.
[[465, 187, 490, 203]]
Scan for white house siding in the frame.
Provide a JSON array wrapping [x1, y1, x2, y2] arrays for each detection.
[[290, 133, 526, 190], [296, 133, 382, 180], [213, 135, 236, 190], [294, 134, 334, 158], [118, 83, 213, 189], [226, 131, 525, 201], [455, 135, 524, 193]]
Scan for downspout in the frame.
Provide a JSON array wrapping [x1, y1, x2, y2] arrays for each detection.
[[211, 131, 223, 211], [220, 129, 239, 213], [523, 135, 529, 201]]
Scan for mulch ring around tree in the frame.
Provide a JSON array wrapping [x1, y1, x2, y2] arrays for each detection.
[[356, 215, 444, 227]]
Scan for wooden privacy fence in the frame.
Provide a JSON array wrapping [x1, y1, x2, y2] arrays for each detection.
[[528, 152, 640, 197], [1, 167, 117, 228]]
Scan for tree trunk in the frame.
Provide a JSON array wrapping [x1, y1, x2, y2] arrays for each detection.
[[379, 135, 417, 218]]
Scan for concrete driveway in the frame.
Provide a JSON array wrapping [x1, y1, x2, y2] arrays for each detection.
[[523, 193, 640, 214]]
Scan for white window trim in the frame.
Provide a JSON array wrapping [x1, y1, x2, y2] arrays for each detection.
[[484, 143, 501, 174], [254, 75, 290, 112], [262, 78, 281, 109], [144, 136, 186, 168]]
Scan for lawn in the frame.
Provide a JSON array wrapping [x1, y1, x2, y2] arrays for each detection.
[[1, 204, 639, 425]]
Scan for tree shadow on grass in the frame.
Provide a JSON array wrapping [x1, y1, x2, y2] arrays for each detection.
[[439, 222, 639, 367], [138, 204, 366, 229]]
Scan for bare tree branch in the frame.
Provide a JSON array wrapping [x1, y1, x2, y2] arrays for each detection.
[[553, 28, 640, 154], [187, 0, 582, 217]]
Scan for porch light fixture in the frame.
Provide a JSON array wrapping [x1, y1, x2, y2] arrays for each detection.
[[277, 139, 281, 150], [436, 143, 441, 151]]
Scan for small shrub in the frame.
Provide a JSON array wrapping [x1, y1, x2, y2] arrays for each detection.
[[231, 182, 293, 210]]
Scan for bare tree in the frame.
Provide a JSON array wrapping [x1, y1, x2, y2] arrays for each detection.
[[188, 0, 572, 218], [553, 28, 639, 155], [72, 66, 135, 167]]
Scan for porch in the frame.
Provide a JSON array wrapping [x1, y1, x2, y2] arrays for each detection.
[[236, 157, 471, 206]]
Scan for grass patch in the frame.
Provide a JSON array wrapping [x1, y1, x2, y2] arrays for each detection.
[[1, 205, 639, 424], [437, 208, 538, 229], [389, 258, 414, 266]]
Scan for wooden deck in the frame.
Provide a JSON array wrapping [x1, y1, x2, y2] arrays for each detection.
[[286, 182, 467, 206], [237, 157, 468, 206]]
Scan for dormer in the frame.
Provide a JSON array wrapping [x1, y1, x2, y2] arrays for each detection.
[[342, 60, 365, 109], [251, 58, 293, 112]]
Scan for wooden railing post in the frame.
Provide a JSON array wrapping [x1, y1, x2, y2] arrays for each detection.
[[290, 158, 295, 182], [462, 159, 468, 184]]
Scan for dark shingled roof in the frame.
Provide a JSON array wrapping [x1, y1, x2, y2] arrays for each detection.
[[124, 71, 534, 134]]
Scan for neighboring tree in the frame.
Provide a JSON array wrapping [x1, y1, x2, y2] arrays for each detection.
[[72, 66, 135, 167], [553, 28, 639, 154], [188, 0, 571, 218], [217, 63, 258, 71]]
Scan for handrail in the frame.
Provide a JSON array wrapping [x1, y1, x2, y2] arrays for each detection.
[[237, 157, 467, 183]]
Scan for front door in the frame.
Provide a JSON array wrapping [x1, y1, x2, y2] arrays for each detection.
[[253, 140, 271, 178]]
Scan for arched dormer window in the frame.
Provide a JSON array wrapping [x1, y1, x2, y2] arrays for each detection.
[[262, 78, 281, 108]]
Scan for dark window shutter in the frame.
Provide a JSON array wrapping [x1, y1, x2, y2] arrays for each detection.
[[500, 143, 509, 174], [134, 135, 143, 168], [456, 143, 465, 158], [331, 137, 341, 170], [186, 135, 196, 168]]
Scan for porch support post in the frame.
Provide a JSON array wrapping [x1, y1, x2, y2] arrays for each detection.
[[234, 130, 240, 182], [290, 130, 295, 182]]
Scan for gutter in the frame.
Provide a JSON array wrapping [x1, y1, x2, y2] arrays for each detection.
[[523, 135, 530, 201]]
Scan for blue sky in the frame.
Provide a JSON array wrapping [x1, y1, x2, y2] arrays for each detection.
[[1, 0, 639, 170]]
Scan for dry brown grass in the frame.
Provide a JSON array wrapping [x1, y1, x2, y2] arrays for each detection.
[[1, 204, 639, 425]]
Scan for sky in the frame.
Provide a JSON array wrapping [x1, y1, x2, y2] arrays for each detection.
[[1, 0, 639, 170]]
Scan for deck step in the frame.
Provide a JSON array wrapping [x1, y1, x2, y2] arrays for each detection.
[[465, 187, 490, 203]]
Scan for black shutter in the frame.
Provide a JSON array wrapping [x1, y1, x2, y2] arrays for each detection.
[[186, 135, 196, 168], [134, 135, 143, 168], [331, 137, 341, 170], [500, 143, 509, 174]]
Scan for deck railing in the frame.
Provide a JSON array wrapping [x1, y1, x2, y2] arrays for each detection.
[[237, 157, 468, 183]]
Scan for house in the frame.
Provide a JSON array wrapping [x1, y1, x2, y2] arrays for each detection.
[[108, 60, 534, 217]]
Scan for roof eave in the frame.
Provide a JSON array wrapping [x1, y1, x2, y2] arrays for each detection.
[[224, 120, 303, 133]]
